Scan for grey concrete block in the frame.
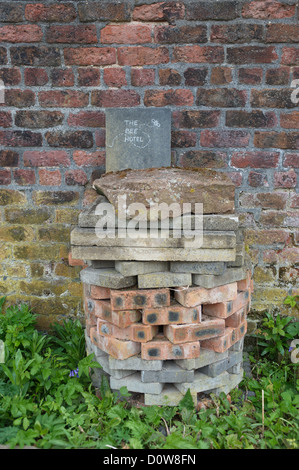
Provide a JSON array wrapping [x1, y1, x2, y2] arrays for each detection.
[[109, 354, 163, 371], [170, 261, 226, 275], [110, 372, 163, 395], [208, 369, 244, 395], [80, 267, 137, 289], [175, 348, 228, 370], [87, 260, 115, 268], [175, 370, 232, 394], [95, 354, 135, 379], [230, 338, 244, 352], [115, 261, 169, 276], [200, 351, 243, 377], [192, 266, 248, 289], [90, 367, 110, 389], [144, 385, 197, 406], [138, 271, 192, 289], [141, 362, 194, 384]]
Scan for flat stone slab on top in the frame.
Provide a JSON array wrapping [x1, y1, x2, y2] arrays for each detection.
[[93, 167, 235, 217], [105, 108, 171, 173]]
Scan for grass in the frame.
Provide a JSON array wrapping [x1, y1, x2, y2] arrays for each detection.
[[0, 296, 298, 450]]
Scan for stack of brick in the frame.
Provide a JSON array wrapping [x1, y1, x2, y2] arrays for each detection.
[[71, 169, 253, 405]]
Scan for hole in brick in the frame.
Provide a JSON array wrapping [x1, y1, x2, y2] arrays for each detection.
[[115, 297, 123, 307], [168, 310, 179, 322], [172, 346, 183, 357], [155, 293, 168, 305], [137, 331, 145, 339], [134, 295, 147, 306], [148, 348, 160, 357], [146, 313, 158, 324]]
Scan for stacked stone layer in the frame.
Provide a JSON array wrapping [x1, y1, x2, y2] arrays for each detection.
[[72, 178, 253, 405]]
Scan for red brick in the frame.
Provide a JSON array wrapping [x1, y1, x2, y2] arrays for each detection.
[[67, 111, 105, 128], [0, 4, 23, 23], [179, 151, 227, 169], [3, 89, 35, 108], [245, 229, 290, 245], [196, 88, 246, 108], [25, 3, 77, 22], [0, 25, 42, 43], [130, 324, 159, 343], [227, 46, 278, 64], [0, 150, 19, 167], [24, 68, 48, 86], [23, 150, 70, 167], [184, 67, 208, 86], [91, 90, 140, 108], [0, 170, 11, 185], [200, 322, 247, 353], [0, 111, 12, 128], [0, 68, 22, 86], [200, 130, 250, 148], [231, 151, 279, 168], [78, 67, 101, 87], [133, 2, 185, 22], [13, 169, 35, 185], [38, 169, 61, 186], [173, 45, 224, 64], [281, 47, 299, 66], [239, 192, 288, 210], [277, 247, 299, 264], [159, 69, 182, 86], [65, 170, 88, 186], [39, 90, 88, 108], [0, 130, 42, 147], [90, 327, 141, 360], [73, 150, 105, 167], [154, 25, 207, 44], [111, 288, 170, 311], [175, 283, 238, 308], [283, 153, 299, 168], [254, 132, 299, 149], [0, 47, 6, 65], [141, 336, 200, 361], [226, 110, 276, 128], [280, 112, 299, 129], [265, 67, 290, 85], [274, 170, 297, 188], [101, 24, 152, 44], [210, 67, 232, 85], [202, 290, 250, 318], [238, 67, 263, 85], [10, 46, 61, 67], [68, 252, 85, 267], [78, 2, 132, 22], [248, 171, 268, 188], [225, 171, 243, 187], [95, 130, 106, 147], [103, 68, 127, 87], [144, 89, 193, 107], [64, 47, 116, 66], [45, 131, 93, 149], [93, 299, 141, 329], [50, 69, 74, 87], [186, 2, 238, 21], [164, 317, 225, 344], [15, 110, 64, 129], [211, 24, 263, 44], [174, 110, 220, 128], [46, 25, 97, 43], [242, 2, 296, 19], [97, 318, 156, 343], [251, 89, 295, 108], [131, 69, 155, 86], [118, 46, 169, 66], [142, 302, 201, 325], [171, 130, 196, 148], [90, 285, 110, 300], [237, 271, 252, 292]]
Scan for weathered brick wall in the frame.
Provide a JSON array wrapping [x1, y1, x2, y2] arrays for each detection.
[[0, 1, 298, 329]]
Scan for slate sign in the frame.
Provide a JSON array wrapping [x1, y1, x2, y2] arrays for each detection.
[[105, 108, 171, 172]]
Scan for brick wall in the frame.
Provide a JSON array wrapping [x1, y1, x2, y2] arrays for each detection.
[[0, 1, 298, 329]]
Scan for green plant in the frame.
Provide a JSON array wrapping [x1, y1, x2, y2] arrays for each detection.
[[284, 295, 299, 312]]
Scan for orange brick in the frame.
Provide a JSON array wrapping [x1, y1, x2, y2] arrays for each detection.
[[110, 287, 170, 311], [237, 271, 251, 291], [97, 318, 158, 343], [164, 316, 225, 344], [142, 301, 201, 325], [201, 320, 247, 352], [141, 335, 200, 360], [90, 285, 111, 299], [90, 327, 140, 360], [225, 306, 246, 328], [202, 289, 250, 318], [94, 299, 141, 328], [68, 251, 85, 267], [175, 282, 238, 308]]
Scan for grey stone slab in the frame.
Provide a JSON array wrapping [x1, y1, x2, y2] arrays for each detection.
[[175, 348, 228, 370], [192, 266, 247, 289], [141, 362, 194, 384], [87, 260, 115, 268], [144, 385, 197, 407], [110, 372, 163, 395], [208, 369, 244, 395], [71, 227, 236, 249], [138, 271, 192, 289], [85, 329, 107, 358], [200, 351, 243, 378], [105, 108, 171, 172], [72, 246, 236, 262], [175, 371, 231, 394], [80, 267, 137, 289], [94, 354, 135, 379], [115, 261, 169, 276], [228, 363, 242, 374], [109, 354, 163, 371], [90, 367, 110, 389], [230, 338, 244, 352], [170, 261, 226, 275]]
